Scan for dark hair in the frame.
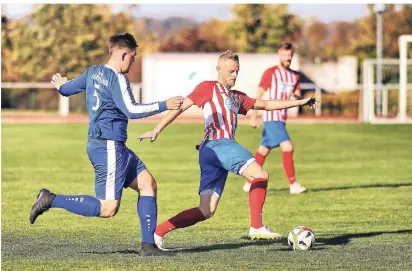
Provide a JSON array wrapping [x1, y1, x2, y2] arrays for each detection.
[[109, 33, 138, 54], [278, 42, 294, 51]]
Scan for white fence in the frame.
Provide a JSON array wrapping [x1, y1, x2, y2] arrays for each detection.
[[1, 82, 322, 117]]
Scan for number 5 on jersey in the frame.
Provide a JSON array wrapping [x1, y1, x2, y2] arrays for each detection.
[[92, 84, 101, 111]]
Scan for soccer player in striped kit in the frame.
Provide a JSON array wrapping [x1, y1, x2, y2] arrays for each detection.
[[138, 50, 317, 249], [243, 42, 307, 195], [29, 33, 183, 257]]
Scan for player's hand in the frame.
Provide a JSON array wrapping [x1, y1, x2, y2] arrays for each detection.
[[249, 117, 260, 129], [138, 130, 159, 143], [166, 96, 184, 110], [51, 73, 68, 90], [300, 97, 319, 110]]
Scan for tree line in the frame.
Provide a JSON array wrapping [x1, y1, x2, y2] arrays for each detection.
[[1, 4, 411, 110]]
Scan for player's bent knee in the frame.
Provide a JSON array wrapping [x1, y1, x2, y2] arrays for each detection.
[[100, 201, 120, 218], [258, 146, 270, 156], [100, 207, 119, 218], [138, 177, 157, 193], [205, 212, 215, 219], [198, 205, 216, 219], [199, 208, 215, 219], [255, 170, 269, 181], [281, 141, 294, 152], [141, 180, 157, 192]]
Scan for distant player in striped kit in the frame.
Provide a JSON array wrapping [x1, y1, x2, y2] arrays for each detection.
[[138, 50, 317, 249], [28, 33, 183, 257], [243, 42, 307, 195]]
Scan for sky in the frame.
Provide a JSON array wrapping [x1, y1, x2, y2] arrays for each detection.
[[1, 3, 371, 23]]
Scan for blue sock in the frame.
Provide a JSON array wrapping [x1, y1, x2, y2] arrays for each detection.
[[51, 195, 101, 217], [137, 196, 157, 244]]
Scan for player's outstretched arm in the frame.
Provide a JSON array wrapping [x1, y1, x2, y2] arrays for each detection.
[[114, 95, 183, 120], [111, 75, 183, 119], [52, 71, 88, 97], [138, 98, 194, 143], [253, 96, 318, 111]]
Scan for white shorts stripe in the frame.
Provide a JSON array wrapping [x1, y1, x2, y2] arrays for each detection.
[[199, 189, 221, 198], [106, 140, 116, 200], [239, 157, 256, 175]]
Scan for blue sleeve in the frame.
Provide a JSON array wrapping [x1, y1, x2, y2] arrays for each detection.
[[111, 74, 167, 119], [58, 70, 88, 97]]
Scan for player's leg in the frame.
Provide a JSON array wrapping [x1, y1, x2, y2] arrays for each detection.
[[154, 193, 220, 250], [255, 122, 274, 166], [198, 138, 281, 240], [124, 151, 173, 256], [241, 161, 282, 240], [154, 143, 228, 250], [29, 189, 103, 224], [29, 139, 123, 224], [280, 139, 307, 194], [243, 122, 273, 192], [154, 173, 226, 238]]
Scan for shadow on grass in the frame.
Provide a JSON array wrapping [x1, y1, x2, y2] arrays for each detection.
[[168, 238, 327, 253], [80, 229, 412, 255], [178, 229, 412, 253], [317, 229, 412, 246], [177, 238, 282, 253], [81, 238, 283, 255], [267, 182, 412, 194], [81, 249, 139, 255]]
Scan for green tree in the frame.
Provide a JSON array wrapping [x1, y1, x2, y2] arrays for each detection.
[[350, 4, 412, 62], [159, 19, 234, 52], [1, 15, 19, 82], [324, 21, 356, 60], [299, 19, 328, 61], [7, 4, 117, 81], [3, 4, 137, 111], [227, 4, 302, 53]]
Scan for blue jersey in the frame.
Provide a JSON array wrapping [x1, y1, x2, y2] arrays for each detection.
[[58, 65, 167, 142]]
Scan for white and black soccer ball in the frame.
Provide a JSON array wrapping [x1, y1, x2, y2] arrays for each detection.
[[287, 226, 315, 250]]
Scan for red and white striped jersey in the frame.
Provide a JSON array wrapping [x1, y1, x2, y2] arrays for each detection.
[[259, 66, 300, 122], [188, 81, 256, 142]]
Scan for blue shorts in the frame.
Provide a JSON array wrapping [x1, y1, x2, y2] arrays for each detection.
[[198, 139, 255, 197], [87, 138, 146, 200], [261, 121, 290, 149]]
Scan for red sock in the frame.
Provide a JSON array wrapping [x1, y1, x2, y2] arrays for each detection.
[[155, 207, 206, 237], [254, 152, 266, 166], [248, 178, 268, 228], [282, 151, 296, 184]]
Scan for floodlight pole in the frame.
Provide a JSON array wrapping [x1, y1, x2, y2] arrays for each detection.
[[374, 4, 387, 116]]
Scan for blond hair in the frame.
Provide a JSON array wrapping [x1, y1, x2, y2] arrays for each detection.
[[218, 50, 239, 63]]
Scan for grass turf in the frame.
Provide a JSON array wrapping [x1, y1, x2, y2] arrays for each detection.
[[2, 123, 412, 270]]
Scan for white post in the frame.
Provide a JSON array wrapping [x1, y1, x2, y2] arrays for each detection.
[[398, 35, 410, 123], [362, 60, 370, 122], [59, 95, 69, 117], [374, 4, 387, 117], [376, 12, 384, 116], [382, 86, 388, 117], [315, 86, 321, 117], [362, 60, 375, 122], [369, 64, 375, 122], [131, 83, 142, 103]]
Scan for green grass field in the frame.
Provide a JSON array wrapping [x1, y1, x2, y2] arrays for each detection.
[[2, 123, 412, 271]]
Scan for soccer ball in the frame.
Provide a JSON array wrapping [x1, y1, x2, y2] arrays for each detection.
[[287, 226, 315, 250]]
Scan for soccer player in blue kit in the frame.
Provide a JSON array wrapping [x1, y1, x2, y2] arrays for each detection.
[[29, 33, 182, 257]]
